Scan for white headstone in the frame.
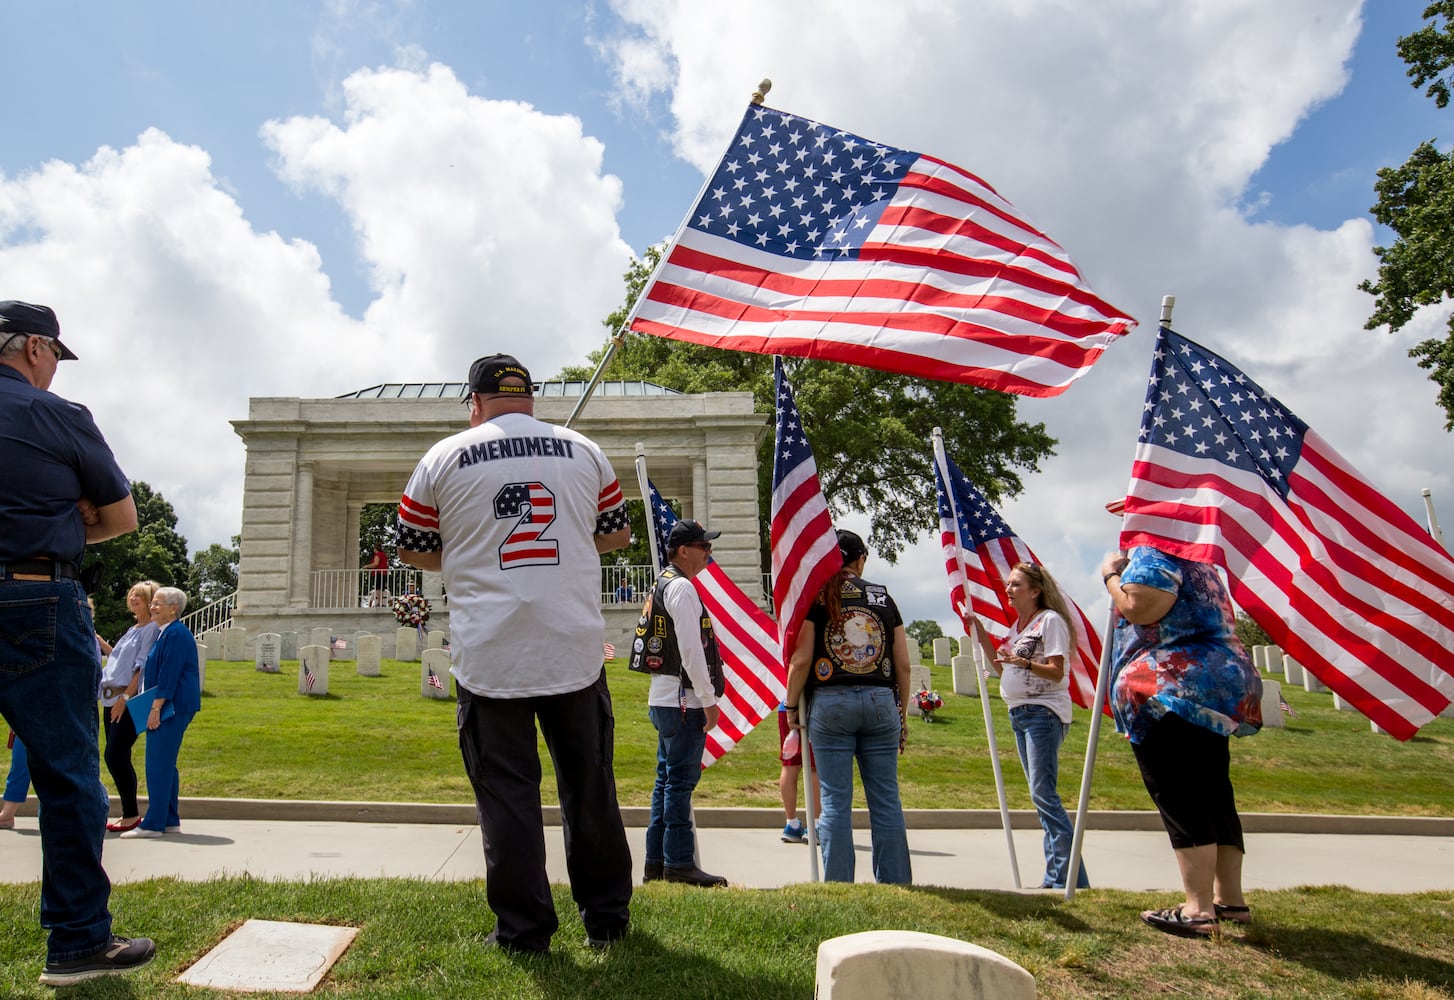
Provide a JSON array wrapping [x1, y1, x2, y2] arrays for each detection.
[[280, 631, 298, 659], [1298, 661, 1325, 693], [931, 636, 952, 666], [395, 626, 418, 662], [1281, 653, 1303, 686], [421, 649, 451, 699], [1251, 645, 1268, 672], [815, 930, 1035, 1000], [1259, 679, 1285, 729], [221, 627, 247, 661], [195, 639, 211, 665], [197, 648, 207, 694], [356, 634, 382, 677], [299, 645, 329, 696], [427, 629, 447, 650], [309, 627, 331, 652], [951, 655, 980, 697], [1331, 691, 1355, 712], [1266, 645, 1284, 674], [255, 633, 282, 673], [906, 664, 932, 716], [178, 919, 358, 994]]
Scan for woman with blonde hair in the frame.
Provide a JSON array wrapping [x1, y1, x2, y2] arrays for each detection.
[[967, 561, 1089, 889], [98, 581, 161, 833]]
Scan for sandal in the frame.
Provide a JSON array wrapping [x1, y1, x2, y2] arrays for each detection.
[[1214, 903, 1252, 924], [1140, 905, 1218, 939]]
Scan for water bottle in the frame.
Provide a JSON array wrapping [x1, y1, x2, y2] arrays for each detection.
[[782, 727, 800, 757]]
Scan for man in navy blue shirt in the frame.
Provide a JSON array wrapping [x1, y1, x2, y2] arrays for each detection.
[[0, 300, 154, 987]]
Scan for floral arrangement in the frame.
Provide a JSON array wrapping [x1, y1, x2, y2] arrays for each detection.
[[915, 687, 944, 722], [393, 592, 429, 628]]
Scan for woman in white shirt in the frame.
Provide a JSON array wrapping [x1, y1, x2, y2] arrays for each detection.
[[98, 580, 161, 833], [968, 562, 1089, 889]]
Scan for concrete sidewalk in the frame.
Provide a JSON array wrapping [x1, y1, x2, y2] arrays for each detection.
[[2, 805, 1451, 894]]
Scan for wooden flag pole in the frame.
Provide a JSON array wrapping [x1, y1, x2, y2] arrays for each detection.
[[932, 426, 1020, 888], [565, 78, 774, 429]]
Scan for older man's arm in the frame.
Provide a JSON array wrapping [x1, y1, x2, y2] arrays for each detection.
[[84, 494, 138, 543], [398, 548, 443, 573], [595, 526, 631, 555]]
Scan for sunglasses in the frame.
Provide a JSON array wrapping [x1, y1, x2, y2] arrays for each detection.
[[689, 542, 713, 552]]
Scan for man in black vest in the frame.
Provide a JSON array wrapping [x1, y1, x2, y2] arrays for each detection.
[[629, 519, 728, 887]]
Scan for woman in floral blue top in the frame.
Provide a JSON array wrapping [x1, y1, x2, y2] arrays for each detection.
[[1101, 544, 1261, 939]]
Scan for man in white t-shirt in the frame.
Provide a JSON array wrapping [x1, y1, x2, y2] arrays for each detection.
[[396, 353, 633, 954]]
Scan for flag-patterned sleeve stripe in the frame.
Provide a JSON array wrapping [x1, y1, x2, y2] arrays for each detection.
[[396, 491, 443, 554], [595, 477, 629, 534], [399, 493, 439, 531]]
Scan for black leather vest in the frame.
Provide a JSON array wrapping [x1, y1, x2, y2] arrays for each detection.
[[628, 564, 725, 697]]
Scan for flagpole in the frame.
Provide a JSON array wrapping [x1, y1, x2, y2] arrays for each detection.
[[565, 79, 775, 430], [1064, 603, 1115, 903], [800, 694, 821, 883], [932, 426, 1021, 888], [1065, 293, 1177, 900], [1422, 488, 1446, 550]]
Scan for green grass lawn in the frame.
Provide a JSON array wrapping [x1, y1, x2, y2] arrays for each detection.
[[160, 658, 1454, 815], [1, 879, 1451, 999]]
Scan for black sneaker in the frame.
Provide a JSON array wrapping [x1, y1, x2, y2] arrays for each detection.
[[39, 935, 156, 986]]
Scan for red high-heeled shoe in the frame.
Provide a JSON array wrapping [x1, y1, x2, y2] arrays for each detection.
[[106, 817, 142, 833]]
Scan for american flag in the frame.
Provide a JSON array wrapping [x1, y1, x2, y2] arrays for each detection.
[[770, 358, 843, 663], [603, 641, 616, 661], [628, 104, 1135, 397], [330, 637, 347, 651], [427, 666, 444, 691], [1121, 328, 1454, 740], [302, 662, 316, 693], [646, 478, 784, 766], [933, 447, 1102, 709], [495, 481, 559, 567]]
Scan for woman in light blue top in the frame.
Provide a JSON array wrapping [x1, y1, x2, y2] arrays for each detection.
[[99, 581, 161, 833]]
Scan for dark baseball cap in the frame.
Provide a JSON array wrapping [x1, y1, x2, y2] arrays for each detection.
[[836, 528, 868, 563], [467, 353, 533, 396], [0, 301, 78, 360], [667, 519, 720, 549]]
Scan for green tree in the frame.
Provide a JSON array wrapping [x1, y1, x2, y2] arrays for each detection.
[[86, 480, 191, 639], [905, 618, 946, 659], [1233, 613, 1272, 652], [358, 502, 400, 567], [561, 246, 1057, 562], [1362, 1, 1454, 427], [188, 535, 240, 606]]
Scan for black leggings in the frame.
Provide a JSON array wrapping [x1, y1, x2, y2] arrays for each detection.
[[1132, 712, 1244, 852], [101, 706, 141, 818]]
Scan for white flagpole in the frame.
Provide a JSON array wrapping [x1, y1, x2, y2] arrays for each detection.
[[800, 694, 821, 883], [932, 426, 1021, 888], [566, 79, 774, 429], [1422, 488, 1446, 550], [1064, 602, 1116, 902], [633, 443, 662, 571]]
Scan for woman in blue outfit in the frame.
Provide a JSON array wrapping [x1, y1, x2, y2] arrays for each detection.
[[99, 580, 161, 833], [120, 587, 200, 839], [967, 561, 1089, 889], [1101, 544, 1262, 938], [784, 530, 912, 884]]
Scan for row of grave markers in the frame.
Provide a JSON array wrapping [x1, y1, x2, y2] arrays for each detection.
[[190, 627, 452, 701]]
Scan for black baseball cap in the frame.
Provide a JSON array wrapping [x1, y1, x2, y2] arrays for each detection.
[[0, 301, 78, 360], [836, 529, 868, 563], [667, 519, 720, 550], [467, 353, 533, 396]]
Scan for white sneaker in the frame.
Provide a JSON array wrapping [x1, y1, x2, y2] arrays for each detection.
[[164, 826, 182, 834], [119, 827, 162, 839]]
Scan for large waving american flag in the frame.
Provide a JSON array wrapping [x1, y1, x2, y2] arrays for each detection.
[[628, 104, 1135, 397], [645, 479, 784, 767], [933, 447, 1102, 710], [1121, 328, 1454, 740], [770, 358, 843, 663]]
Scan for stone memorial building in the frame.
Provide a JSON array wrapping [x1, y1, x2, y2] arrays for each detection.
[[229, 380, 771, 655]]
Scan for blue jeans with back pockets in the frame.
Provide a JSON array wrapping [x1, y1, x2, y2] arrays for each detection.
[[807, 684, 911, 884], [1010, 703, 1089, 889], [0, 578, 113, 962], [645, 705, 707, 868]]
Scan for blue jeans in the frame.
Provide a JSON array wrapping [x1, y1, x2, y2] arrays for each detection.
[[645, 705, 707, 868], [5, 736, 30, 803], [0, 578, 113, 961], [1010, 704, 1089, 889], [140, 709, 195, 831], [807, 685, 910, 884]]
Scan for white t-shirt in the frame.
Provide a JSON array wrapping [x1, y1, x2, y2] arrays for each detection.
[[397, 410, 629, 698], [997, 609, 1074, 723], [646, 572, 718, 710]]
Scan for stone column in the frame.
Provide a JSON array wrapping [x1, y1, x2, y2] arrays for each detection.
[[289, 462, 316, 608], [691, 456, 707, 522]]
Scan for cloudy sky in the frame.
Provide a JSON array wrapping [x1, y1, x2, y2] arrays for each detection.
[[4, 1, 1451, 631]]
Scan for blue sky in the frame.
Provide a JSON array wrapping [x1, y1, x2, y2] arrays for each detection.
[[4, 1, 1452, 629]]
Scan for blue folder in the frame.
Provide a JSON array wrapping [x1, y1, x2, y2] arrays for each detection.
[[126, 687, 175, 732]]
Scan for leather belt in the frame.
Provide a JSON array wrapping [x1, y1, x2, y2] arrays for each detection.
[[0, 559, 80, 582]]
